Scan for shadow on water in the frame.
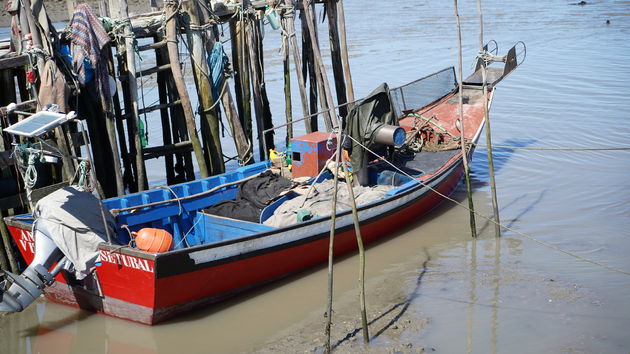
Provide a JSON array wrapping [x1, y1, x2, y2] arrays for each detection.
[[19, 308, 94, 336], [332, 248, 431, 349], [477, 189, 548, 235], [470, 137, 537, 185]]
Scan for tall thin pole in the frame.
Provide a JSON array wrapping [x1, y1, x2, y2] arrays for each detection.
[[303, 0, 369, 344], [325, 149, 341, 353], [454, 0, 477, 238], [476, 0, 501, 237]]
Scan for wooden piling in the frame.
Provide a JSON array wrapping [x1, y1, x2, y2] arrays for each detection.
[[336, 0, 355, 103], [454, 0, 477, 238], [283, 5, 312, 133], [159, 32, 196, 182], [102, 45, 125, 196], [182, 0, 225, 175], [165, 1, 210, 178], [197, 9, 253, 166], [476, 0, 501, 237], [118, 0, 148, 191], [300, 5, 319, 131], [245, 17, 275, 160], [302, 0, 335, 131], [230, 19, 254, 149], [325, 1, 348, 117], [154, 34, 176, 184], [281, 10, 293, 144]]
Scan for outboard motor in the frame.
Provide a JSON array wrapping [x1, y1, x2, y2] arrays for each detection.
[[0, 228, 69, 312], [0, 186, 114, 313]]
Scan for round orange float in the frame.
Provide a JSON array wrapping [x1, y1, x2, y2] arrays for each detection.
[[132, 228, 173, 253]]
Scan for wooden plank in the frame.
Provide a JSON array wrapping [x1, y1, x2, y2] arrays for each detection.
[[142, 141, 193, 160], [135, 63, 171, 77], [0, 54, 29, 70], [138, 40, 166, 52]]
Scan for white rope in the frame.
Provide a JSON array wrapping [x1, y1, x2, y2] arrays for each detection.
[[346, 135, 630, 276]]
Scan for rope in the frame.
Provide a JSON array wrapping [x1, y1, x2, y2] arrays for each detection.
[[406, 113, 448, 133], [154, 185, 183, 216], [346, 135, 630, 276], [475, 144, 630, 151]]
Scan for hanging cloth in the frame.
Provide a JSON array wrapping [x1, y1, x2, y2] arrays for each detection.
[[67, 3, 112, 111], [207, 41, 230, 100], [38, 60, 71, 113]]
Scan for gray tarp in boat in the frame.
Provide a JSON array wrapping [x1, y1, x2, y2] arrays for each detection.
[[33, 186, 115, 279], [263, 179, 393, 228]]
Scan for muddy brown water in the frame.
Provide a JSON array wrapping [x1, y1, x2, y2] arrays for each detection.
[[1, 0, 630, 353]]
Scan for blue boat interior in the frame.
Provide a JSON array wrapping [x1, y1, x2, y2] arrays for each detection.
[[103, 160, 419, 250]]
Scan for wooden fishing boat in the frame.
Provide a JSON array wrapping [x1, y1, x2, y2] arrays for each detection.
[[2, 60, 520, 324]]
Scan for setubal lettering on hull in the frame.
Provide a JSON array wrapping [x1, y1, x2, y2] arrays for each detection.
[[98, 250, 155, 273]]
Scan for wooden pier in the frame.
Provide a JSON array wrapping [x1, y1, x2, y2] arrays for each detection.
[[0, 0, 353, 271]]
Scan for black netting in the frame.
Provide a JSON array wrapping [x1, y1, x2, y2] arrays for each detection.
[[389, 67, 457, 118]]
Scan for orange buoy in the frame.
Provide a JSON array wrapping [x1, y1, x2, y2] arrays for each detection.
[[132, 228, 173, 253]]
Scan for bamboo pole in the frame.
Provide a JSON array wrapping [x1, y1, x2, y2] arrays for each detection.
[[284, 4, 312, 133], [325, 149, 341, 353], [165, 2, 209, 178], [454, 0, 477, 238], [303, 0, 369, 344], [118, 0, 148, 191], [336, 0, 354, 103], [182, 0, 224, 175], [476, 0, 501, 237]]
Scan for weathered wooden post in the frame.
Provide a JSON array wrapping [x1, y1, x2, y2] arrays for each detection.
[[325, 1, 348, 117], [300, 3, 319, 131], [230, 20, 253, 144], [283, 2, 311, 133], [165, 1, 210, 178], [244, 14, 274, 160], [182, 0, 225, 175], [337, 0, 354, 103], [280, 6, 293, 144], [118, 0, 148, 191]]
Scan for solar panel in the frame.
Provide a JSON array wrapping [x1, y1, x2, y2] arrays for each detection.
[[3, 111, 71, 138]]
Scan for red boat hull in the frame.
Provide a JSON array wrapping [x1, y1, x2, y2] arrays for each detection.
[[7, 159, 464, 324]]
